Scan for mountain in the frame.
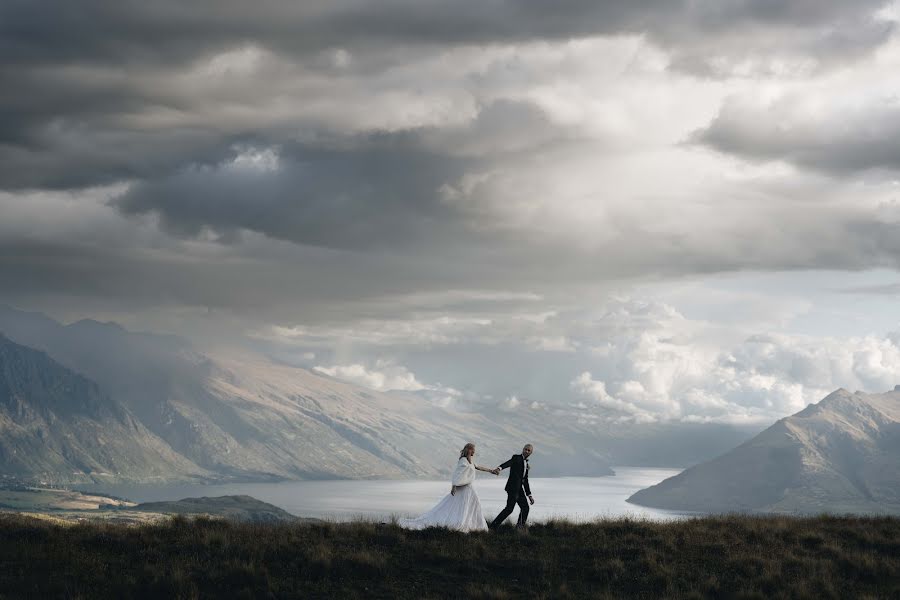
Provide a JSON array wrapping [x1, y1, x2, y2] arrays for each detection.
[[628, 388, 900, 515], [0, 306, 435, 480], [0, 334, 209, 484]]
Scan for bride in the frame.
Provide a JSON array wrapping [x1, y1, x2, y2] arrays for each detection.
[[399, 442, 498, 532]]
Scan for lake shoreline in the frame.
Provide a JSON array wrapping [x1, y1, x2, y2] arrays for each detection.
[[75, 467, 688, 522]]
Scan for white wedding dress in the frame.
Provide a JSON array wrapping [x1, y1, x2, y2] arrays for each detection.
[[399, 457, 488, 532]]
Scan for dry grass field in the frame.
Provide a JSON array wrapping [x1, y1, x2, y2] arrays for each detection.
[[1, 513, 898, 599]]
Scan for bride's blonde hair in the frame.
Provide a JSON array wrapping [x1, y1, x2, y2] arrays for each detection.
[[459, 442, 475, 458]]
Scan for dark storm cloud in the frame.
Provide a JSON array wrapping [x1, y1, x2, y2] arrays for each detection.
[[0, 126, 245, 190], [1, 0, 899, 318], [6, 184, 900, 322], [0, 1, 668, 66], [0, 227, 501, 327], [1, 1, 886, 65], [114, 133, 474, 250], [0, 0, 891, 191], [107, 95, 579, 252], [696, 98, 900, 174], [0, 237, 367, 313]]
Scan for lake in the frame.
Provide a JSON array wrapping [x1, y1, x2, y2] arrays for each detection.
[[86, 467, 688, 522]]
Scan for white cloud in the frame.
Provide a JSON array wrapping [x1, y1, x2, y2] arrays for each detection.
[[571, 303, 900, 424], [570, 373, 657, 423], [420, 385, 465, 409], [258, 290, 900, 425], [313, 361, 425, 392], [311, 360, 467, 409], [500, 395, 521, 411], [229, 146, 280, 172]]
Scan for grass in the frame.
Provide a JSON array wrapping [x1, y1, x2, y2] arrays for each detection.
[[0, 513, 898, 599]]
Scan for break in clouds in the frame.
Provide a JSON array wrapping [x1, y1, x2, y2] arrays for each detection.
[[2, 0, 900, 424]]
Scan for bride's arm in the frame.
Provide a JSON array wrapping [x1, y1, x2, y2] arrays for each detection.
[[466, 456, 491, 472], [475, 464, 501, 475]]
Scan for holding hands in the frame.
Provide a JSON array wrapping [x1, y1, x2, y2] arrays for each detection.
[[491, 467, 501, 475]]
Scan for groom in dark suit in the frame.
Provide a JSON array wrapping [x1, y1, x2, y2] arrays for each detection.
[[489, 444, 534, 530]]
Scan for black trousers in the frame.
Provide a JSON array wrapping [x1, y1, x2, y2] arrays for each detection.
[[490, 490, 529, 528]]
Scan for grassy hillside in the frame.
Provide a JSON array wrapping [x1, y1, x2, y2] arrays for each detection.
[[1, 514, 898, 599], [131, 495, 301, 523]]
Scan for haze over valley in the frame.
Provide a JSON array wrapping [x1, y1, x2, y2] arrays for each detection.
[[1, 306, 761, 486]]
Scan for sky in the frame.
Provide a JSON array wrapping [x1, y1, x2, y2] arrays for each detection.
[[2, 1, 900, 426]]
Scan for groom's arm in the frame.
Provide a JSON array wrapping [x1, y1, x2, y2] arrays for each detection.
[[498, 456, 513, 470]]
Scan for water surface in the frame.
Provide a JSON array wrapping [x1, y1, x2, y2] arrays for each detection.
[[87, 467, 687, 522]]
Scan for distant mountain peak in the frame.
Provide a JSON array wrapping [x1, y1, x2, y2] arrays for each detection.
[[822, 387, 853, 402], [629, 387, 900, 515], [794, 387, 854, 418]]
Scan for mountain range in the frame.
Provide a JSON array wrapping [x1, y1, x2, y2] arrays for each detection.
[[628, 388, 900, 515], [0, 306, 758, 485]]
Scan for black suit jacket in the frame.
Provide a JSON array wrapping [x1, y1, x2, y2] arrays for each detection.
[[499, 454, 531, 496]]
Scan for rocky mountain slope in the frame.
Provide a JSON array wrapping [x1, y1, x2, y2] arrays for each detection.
[[0, 334, 210, 484], [628, 388, 900, 515]]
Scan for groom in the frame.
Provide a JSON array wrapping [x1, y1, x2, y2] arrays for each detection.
[[489, 444, 534, 530]]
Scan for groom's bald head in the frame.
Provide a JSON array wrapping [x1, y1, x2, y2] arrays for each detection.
[[522, 444, 533, 457]]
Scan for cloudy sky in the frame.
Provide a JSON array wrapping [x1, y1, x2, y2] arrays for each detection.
[[3, 0, 900, 425]]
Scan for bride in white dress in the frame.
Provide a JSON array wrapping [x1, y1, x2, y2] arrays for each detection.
[[399, 443, 499, 532]]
